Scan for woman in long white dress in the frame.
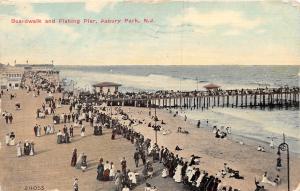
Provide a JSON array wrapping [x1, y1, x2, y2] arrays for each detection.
[[173, 163, 183, 183], [29, 142, 35, 156], [128, 170, 137, 185], [37, 126, 41, 137], [5, 134, 10, 146], [76, 153, 83, 169], [50, 125, 55, 134], [261, 172, 276, 186], [9, 133, 15, 146], [196, 171, 205, 187], [16, 141, 22, 157], [109, 162, 115, 180], [162, 168, 169, 178]]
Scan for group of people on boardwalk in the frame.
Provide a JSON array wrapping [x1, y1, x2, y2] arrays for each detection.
[[33, 124, 55, 136], [57, 125, 74, 144], [70, 148, 88, 172], [2, 111, 13, 124], [15, 140, 35, 157], [96, 158, 116, 181]]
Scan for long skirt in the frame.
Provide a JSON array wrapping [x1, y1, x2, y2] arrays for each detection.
[[17, 147, 22, 157]]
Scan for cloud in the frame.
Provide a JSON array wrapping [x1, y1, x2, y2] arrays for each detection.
[[171, 8, 263, 30], [222, 29, 241, 36], [85, 1, 117, 13]]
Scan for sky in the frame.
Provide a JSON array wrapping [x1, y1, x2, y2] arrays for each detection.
[[0, 0, 300, 65]]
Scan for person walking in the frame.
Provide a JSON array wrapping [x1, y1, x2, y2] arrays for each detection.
[[73, 178, 79, 191]]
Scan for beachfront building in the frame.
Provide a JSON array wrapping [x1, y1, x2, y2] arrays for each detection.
[[15, 64, 55, 72], [0, 64, 24, 89], [93, 82, 121, 95], [16, 64, 60, 87]]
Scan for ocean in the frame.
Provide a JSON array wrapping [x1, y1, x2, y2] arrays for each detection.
[[57, 65, 300, 153]]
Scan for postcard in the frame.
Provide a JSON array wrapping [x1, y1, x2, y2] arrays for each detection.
[[0, 1, 299, 191]]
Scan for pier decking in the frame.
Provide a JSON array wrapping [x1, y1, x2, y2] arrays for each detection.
[[74, 87, 300, 110]]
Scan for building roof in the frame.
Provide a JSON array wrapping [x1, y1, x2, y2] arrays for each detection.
[[203, 83, 221, 90], [92, 82, 122, 87]]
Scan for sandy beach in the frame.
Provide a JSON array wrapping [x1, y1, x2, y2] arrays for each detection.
[[116, 107, 300, 191], [0, 81, 299, 191]]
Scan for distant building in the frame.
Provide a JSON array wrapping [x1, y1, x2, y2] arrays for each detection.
[[15, 64, 55, 72], [93, 82, 121, 94], [0, 65, 24, 89], [15, 64, 60, 86]]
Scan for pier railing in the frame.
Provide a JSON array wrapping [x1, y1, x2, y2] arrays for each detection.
[[74, 87, 299, 110]]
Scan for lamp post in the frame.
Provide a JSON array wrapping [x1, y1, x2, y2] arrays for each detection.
[[110, 99, 113, 129], [154, 104, 157, 144], [277, 133, 290, 191]]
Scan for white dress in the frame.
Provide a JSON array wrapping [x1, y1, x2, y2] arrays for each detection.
[[173, 164, 183, 182], [196, 173, 205, 187], [16, 144, 22, 157], [37, 128, 41, 137], [9, 138, 15, 146], [162, 168, 169, 178], [270, 139, 274, 148], [109, 164, 115, 177], [262, 174, 276, 186], [128, 171, 137, 184], [29, 145, 34, 156], [5, 135, 10, 145]]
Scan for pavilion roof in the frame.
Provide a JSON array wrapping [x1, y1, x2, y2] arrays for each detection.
[[203, 83, 221, 89], [92, 82, 122, 87]]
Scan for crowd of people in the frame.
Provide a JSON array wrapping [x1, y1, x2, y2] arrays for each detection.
[[1, 71, 296, 191]]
